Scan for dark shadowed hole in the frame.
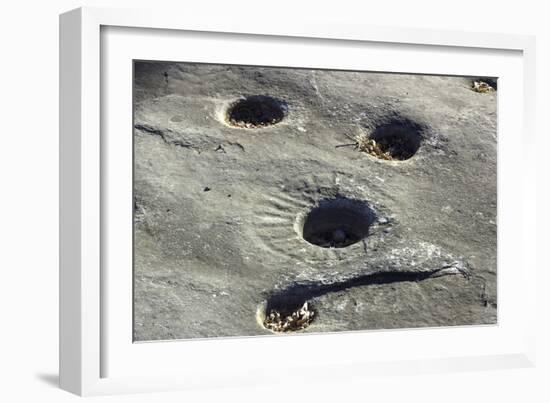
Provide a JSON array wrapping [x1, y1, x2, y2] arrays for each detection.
[[473, 77, 497, 91], [226, 95, 287, 128], [483, 78, 497, 90], [301, 197, 375, 248], [368, 119, 423, 161]]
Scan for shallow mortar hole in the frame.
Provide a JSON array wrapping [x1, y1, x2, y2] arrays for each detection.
[[226, 95, 287, 128], [472, 77, 497, 93], [299, 197, 375, 248], [358, 119, 423, 161]]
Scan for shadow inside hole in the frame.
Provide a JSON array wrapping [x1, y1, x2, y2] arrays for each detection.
[[369, 119, 423, 161], [226, 95, 287, 128], [301, 196, 376, 248]]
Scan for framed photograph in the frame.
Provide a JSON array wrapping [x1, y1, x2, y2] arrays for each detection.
[[60, 7, 537, 396]]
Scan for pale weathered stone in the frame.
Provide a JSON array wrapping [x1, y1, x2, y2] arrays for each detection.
[[133, 61, 497, 341]]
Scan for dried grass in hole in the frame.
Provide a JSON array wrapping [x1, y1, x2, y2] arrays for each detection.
[[263, 302, 315, 332]]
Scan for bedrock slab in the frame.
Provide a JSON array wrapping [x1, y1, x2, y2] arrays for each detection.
[[133, 62, 497, 341]]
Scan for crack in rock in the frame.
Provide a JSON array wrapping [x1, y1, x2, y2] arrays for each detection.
[[135, 123, 198, 151], [227, 141, 245, 152]]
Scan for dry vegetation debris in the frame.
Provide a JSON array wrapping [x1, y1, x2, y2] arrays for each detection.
[[472, 80, 495, 93], [263, 302, 315, 332]]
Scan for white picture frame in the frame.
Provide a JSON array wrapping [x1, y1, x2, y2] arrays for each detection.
[[59, 6, 537, 396]]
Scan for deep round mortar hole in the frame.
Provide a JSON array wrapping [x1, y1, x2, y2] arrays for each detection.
[[359, 120, 423, 161], [226, 95, 287, 128], [300, 197, 375, 248]]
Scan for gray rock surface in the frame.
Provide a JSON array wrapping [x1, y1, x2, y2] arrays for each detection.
[[133, 61, 497, 341]]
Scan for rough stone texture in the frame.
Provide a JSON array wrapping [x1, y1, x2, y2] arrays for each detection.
[[133, 61, 497, 341]]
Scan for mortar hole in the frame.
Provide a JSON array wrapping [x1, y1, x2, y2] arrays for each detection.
[[472, 77, 497, 93], [360, 120, 423, 161], [299, 197, 375, 248], [226, 95, 286, 128]]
